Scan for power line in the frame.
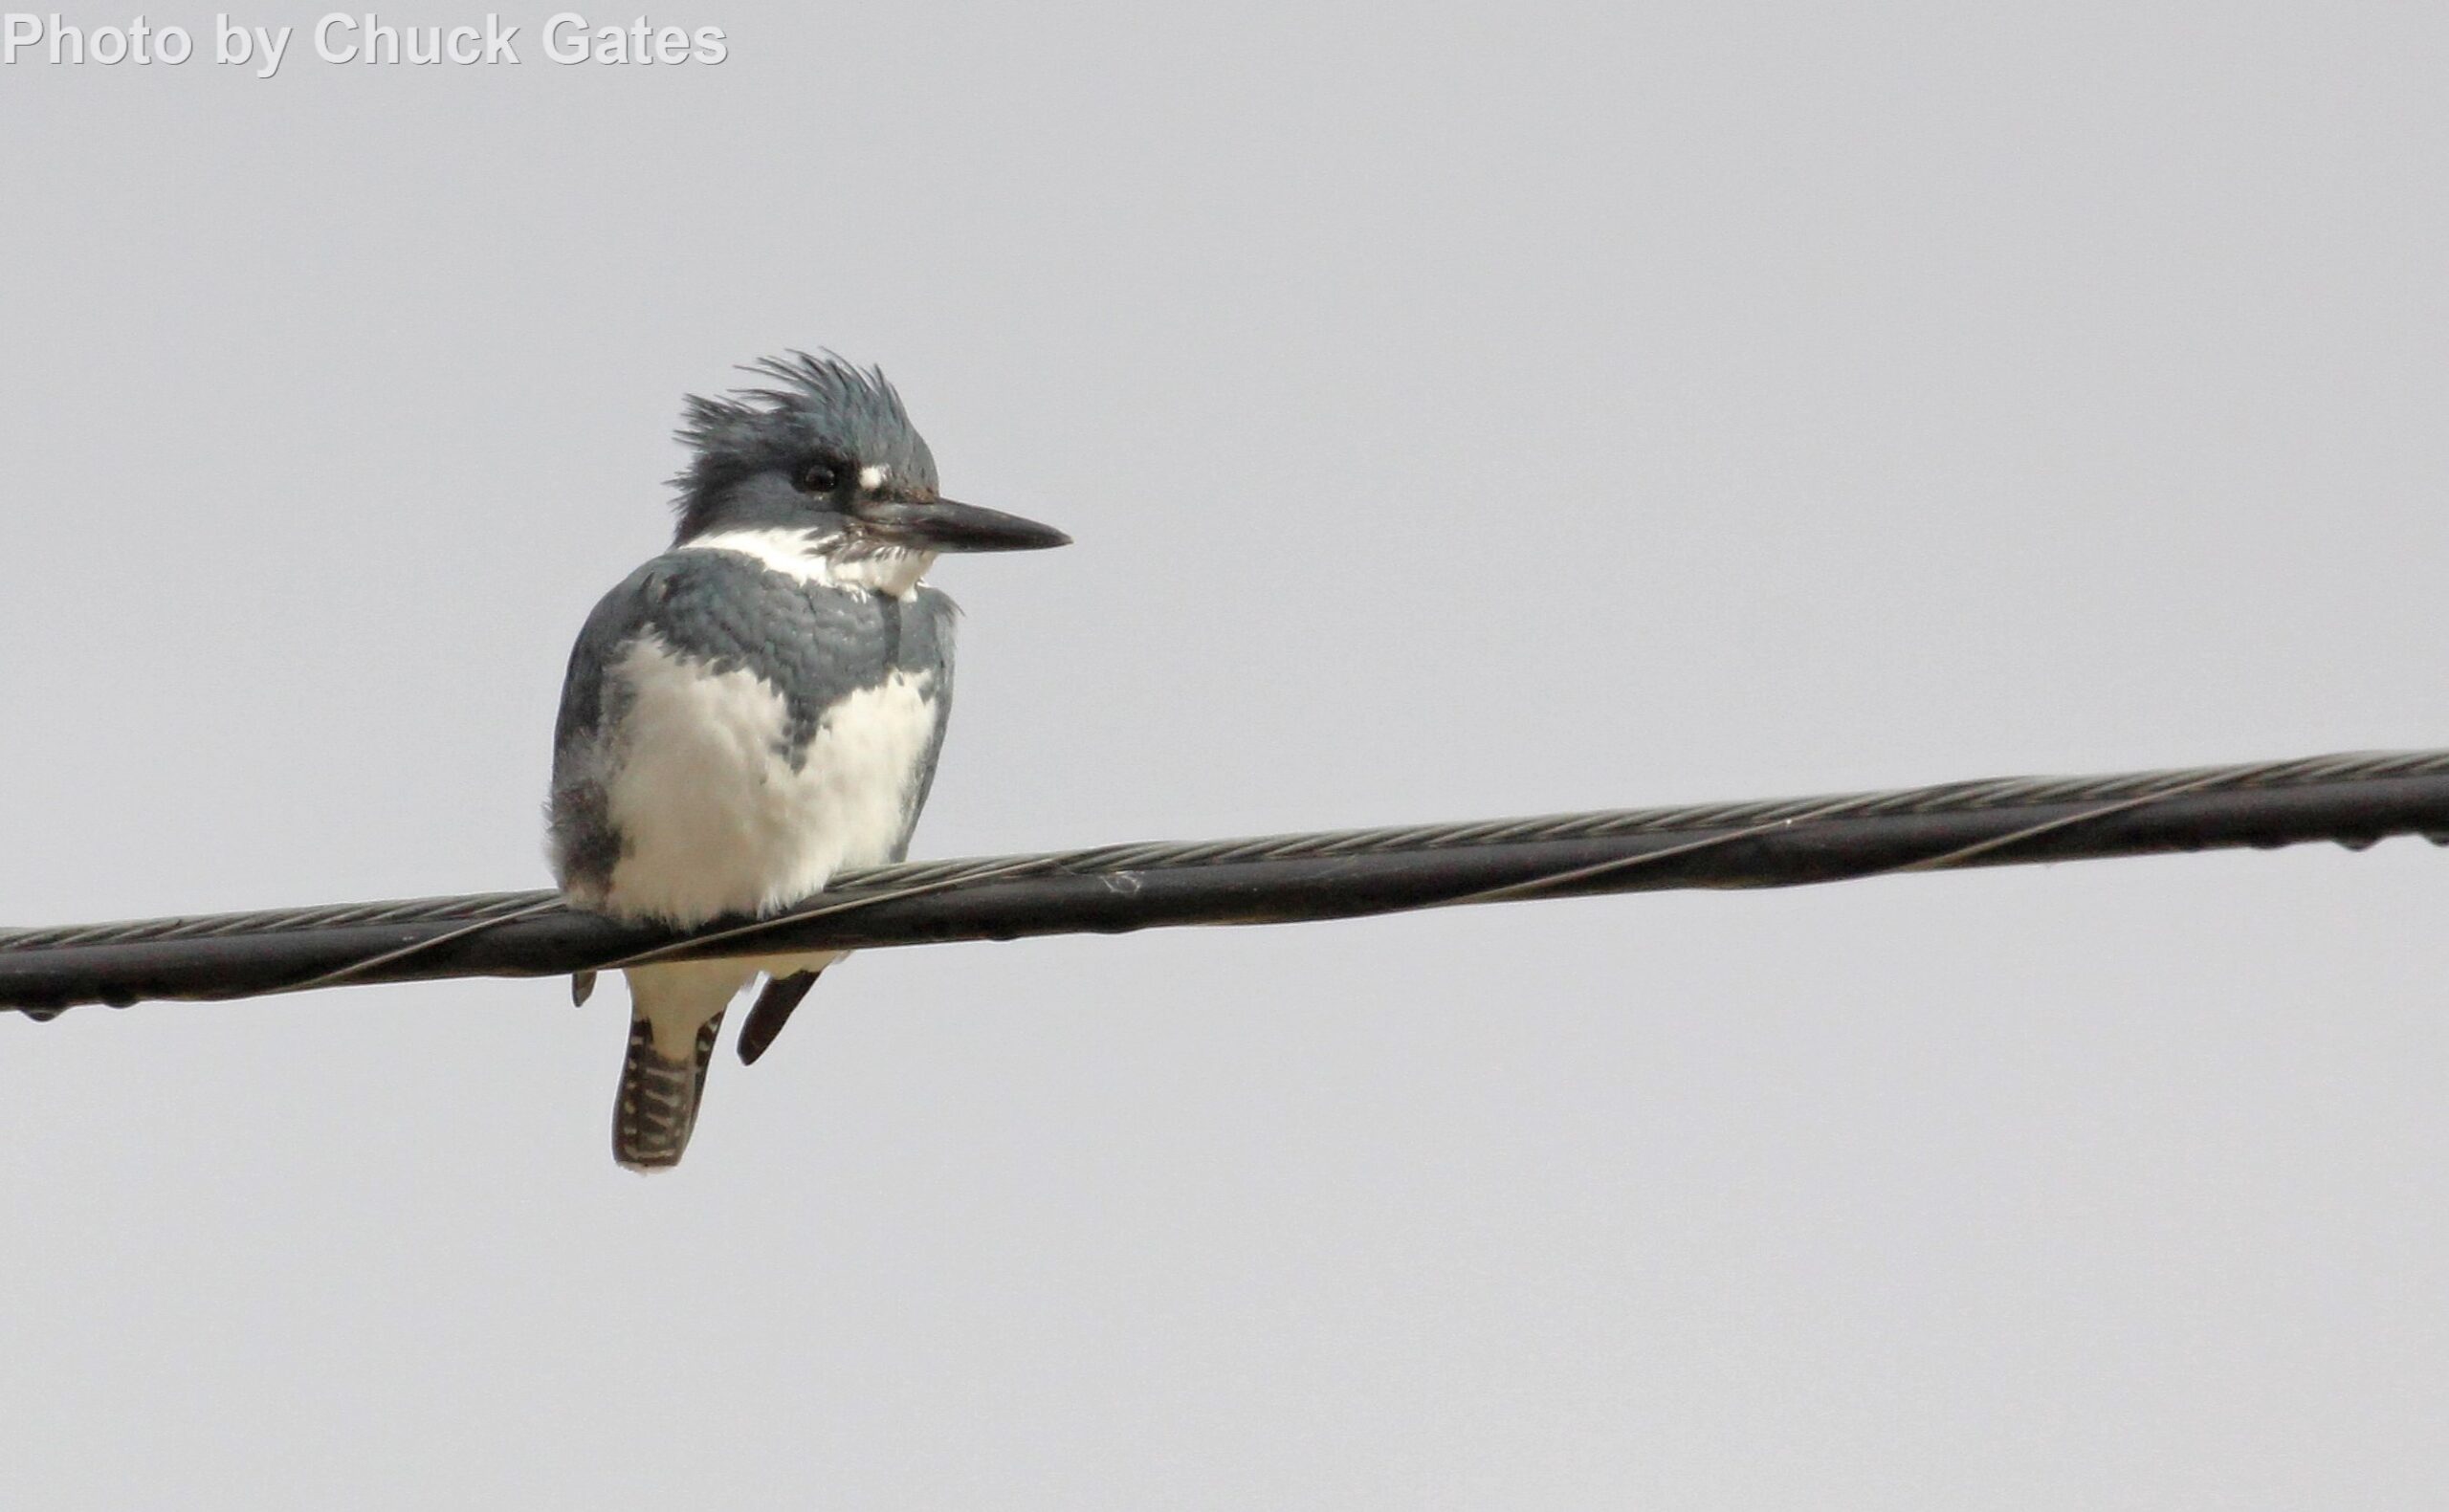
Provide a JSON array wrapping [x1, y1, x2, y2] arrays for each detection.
[[5, 748, 2445, 1019]]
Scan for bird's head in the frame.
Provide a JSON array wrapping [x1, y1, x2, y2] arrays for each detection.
[[670, 352, 1069, 589]]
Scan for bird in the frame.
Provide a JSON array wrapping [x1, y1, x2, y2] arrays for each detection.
[[545, 352, 1070, 1170]]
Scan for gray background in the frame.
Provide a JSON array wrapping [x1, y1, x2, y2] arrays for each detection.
[[3, 2, 2445, 1505]]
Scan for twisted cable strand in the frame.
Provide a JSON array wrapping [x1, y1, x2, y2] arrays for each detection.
[[4, 748, 2444, 967]]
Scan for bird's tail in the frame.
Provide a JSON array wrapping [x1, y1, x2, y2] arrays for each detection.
[[613, 1005, 726, 1172]]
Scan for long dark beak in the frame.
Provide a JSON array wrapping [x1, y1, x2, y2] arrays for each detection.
[[866, 497, 1071, 553]]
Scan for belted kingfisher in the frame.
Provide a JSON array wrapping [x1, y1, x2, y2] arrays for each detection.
[[546, 353, 1069, 1170]]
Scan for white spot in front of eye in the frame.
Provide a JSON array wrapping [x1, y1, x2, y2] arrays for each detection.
[[858, 465, 890, 491]]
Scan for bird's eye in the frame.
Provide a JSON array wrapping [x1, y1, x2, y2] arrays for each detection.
[[793, 458, 844, 494]]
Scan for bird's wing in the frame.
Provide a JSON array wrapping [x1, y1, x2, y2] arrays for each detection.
[[737, 969, 823, 1064], [891, 585, 960, 863], [546, 559, 677, 900]]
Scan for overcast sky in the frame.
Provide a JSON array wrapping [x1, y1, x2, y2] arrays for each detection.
[[3, 3, 2446, 1506]]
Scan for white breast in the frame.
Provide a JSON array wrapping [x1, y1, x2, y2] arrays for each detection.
[[598, 633, 938, 927]]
